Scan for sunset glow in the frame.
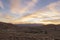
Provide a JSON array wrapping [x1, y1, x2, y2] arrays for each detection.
[[0, 0, 60, 24]]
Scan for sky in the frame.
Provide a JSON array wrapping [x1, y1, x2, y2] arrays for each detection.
[[0, 0, 60, 24]]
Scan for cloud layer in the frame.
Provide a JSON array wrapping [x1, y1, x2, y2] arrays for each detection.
[[0, 0, 4, 9], [13, 1, 60, 24], [0, 0, 60, 24], [10, 0, 38, 14]]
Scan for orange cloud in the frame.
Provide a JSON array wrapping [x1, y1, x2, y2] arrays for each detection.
[[47, 1, 60, 14], [0, 13, 15, 23], [0, 13, 2, 16], [10, 0, 38, 14], [0, 13, 13, 19], [4, 14, 13, 19]]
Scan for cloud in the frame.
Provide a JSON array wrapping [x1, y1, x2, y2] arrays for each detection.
[[0, 13, 13, 21], [0, 13, 15, 23], [0, 13, 13, 19], [12, 1, 60, 24], [4, 14, 13, 19], [0, 0, 4, 9], [0, 13, 2, 17], [10, 0, 38, 14], [47, 1, 60, 14]]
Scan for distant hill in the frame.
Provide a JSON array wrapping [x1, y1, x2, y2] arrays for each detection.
[[16, 24, 44, 27], [0, 22, 15, 26]]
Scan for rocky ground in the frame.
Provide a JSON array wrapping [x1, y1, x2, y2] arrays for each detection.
[[0, 22, 60, 40]]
